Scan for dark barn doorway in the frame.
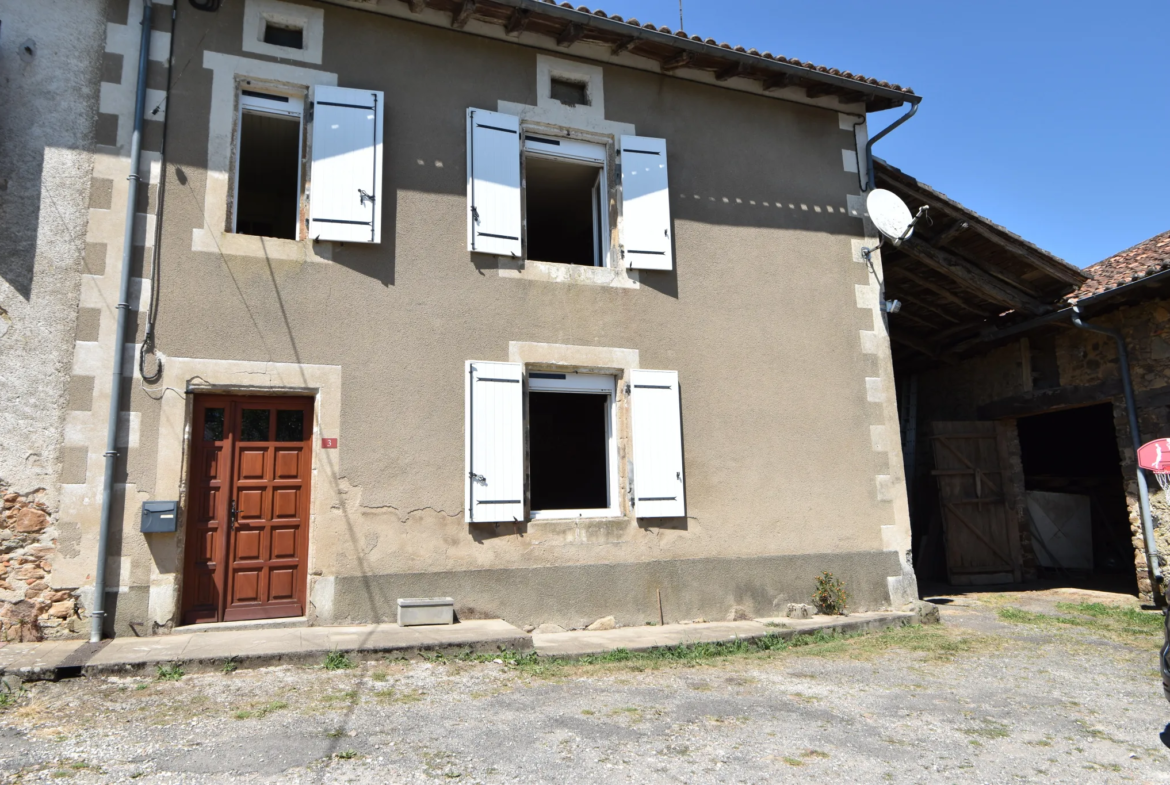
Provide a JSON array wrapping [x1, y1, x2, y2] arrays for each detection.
[[1016, 403, 1137, 592]]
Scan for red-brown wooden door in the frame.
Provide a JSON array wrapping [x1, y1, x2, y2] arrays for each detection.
[[182, 396, 313, 625]]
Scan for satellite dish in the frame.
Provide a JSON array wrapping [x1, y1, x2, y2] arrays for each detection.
[[866, 188, 917, 244]]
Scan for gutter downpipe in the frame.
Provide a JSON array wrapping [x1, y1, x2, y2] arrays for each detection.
[[866, 100, 920, 191], [92, 0, 152, 643], [1069, 305, 1164, 604]]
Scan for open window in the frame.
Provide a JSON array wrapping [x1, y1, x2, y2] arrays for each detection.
[[465, 361, 686, 523], [469, 110, 676, 271], [528, 372, 619, 518], [231, 84, 384, 244], [233, 90, 304, 240], [523, 135, 609, 267]]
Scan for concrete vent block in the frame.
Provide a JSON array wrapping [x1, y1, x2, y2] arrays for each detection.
[[397, 597, 454, 627], [786, 603, 815, 619]]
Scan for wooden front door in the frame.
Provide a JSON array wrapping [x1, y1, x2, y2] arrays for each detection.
[[182, 395, 314, 625], [930, 421, 1022, 585]]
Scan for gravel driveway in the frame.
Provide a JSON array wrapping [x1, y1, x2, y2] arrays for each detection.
[[0, 588, 1167, 784]]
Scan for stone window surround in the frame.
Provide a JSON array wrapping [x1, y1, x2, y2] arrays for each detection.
[[193, 51, 338, 264], [145, 356, 343, 627], [507, 342, 645, 533], [241, 0, 325, 65], [492, 54, 644, 290]]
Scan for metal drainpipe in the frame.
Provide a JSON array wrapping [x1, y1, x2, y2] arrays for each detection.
[[866, 101, 919, 191], [1069, 305, 1164, 604], [92, 0, 152, 643]]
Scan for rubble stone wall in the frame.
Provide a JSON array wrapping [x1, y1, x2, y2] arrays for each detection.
[[0, 488, 82, 641], [914, 295, 1170, 602]]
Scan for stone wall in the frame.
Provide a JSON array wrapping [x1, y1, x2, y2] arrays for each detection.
[[913, 294, 1170, 601], [0, 487, 82, 641]]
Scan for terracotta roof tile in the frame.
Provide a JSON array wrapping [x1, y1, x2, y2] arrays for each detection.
[[532, 0, 915, 96], [1071, 230, 1170, 301]]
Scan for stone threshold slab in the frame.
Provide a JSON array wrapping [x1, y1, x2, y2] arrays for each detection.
[[531, 611, 916, 658], [0, 620, 530, 680]]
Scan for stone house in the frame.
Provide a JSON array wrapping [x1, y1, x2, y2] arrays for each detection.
[[1, 0, 929, 638], [877, 161, 1170, 605]]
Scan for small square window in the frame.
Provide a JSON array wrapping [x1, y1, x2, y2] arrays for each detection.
[[263, 20, 304, 49], [550, 77, 589, 107]]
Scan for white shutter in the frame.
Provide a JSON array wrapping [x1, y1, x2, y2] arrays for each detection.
[[465, 361, 525, 523], [466, 109, 522, 256], [619, 135, 672, 270], [630, 369, 686, 518], [308, 85, 384, 243]]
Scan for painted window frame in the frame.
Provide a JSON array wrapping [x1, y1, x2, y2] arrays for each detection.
[[230, 85, 306, 241], [527, 370, 622, 520], [521, 127, 614, 269]]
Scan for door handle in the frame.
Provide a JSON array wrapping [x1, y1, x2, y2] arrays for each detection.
[[229, 498, 238, 529]]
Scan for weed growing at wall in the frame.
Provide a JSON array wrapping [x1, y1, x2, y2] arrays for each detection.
[[155, 663, 184, 681], [324, 651, 354, 671], [812, 572, 849, 615]]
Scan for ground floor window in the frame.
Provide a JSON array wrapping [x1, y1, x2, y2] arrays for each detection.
[[528, 372, 617, 516]]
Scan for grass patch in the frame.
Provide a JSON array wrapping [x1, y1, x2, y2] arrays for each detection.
[[447, 623, 990, 679], [962, 719, 1011, 739], [334, 749, 359, 760], [324, 651, 354, 671], [997, 603, 1161, 643], [233, 700, 289, 720], [221, 657, 239, 674], [155, 663, 184, 682]]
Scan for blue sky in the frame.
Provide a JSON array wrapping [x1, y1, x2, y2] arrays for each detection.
[[598, 0, 1168, 268]]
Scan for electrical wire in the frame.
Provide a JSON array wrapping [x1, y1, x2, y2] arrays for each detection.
[[139, 2, 179, 385]]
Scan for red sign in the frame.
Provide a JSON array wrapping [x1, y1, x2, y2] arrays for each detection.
[[1137, 438, 1170, 472], [321, 437, 338, 449]]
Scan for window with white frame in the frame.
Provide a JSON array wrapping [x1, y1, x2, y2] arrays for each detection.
[[464, 362, 686, 523], [466, 108, 674, 271], [524, 135, 608, 267], [230, 82, 385, 244], [528, 372, 619, 517], [233, 90, 303, 240]]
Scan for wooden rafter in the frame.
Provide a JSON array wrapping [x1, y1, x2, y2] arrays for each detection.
[[762, 74, 790, 92], [504, 8, 529, 36], [611, 36, 638, 55], [895, 291, 962, 324], [899, 237, 1048, 315], [451, 0, 475, 29], [660, 51, 694, 72], [805, 83, 835, 99], [882, 175, 1085, 286], [557, 22, 584, 47], [715, 62, 748, 82], [935, 220, 969, 247], [887, 265, 987, 315], [836, 90, 868, 104], [891, 330, 939, 359]]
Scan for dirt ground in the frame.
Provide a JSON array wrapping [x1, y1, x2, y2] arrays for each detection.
[[0, 587, 1168, 784]]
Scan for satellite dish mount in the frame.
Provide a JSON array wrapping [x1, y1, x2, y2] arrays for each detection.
[[861, 188, 929, 262]]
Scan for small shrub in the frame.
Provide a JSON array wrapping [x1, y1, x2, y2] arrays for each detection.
[[812, 572, 848, 615], [221, 657, 239, 674], [156, 663, 184, 681], [324, 651, 353, 671], [335, 749, 359, 760]]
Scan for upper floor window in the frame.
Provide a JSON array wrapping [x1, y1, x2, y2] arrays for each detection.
[[466, 109, 674, 272], [229, 83, 385, 244]]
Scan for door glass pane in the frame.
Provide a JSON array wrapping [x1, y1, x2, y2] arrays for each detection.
[[203, 408, 225, 442], [240, 409, 271, 441], [275, 409, 304, 442]]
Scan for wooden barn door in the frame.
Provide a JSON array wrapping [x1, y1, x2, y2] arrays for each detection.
[[182, 395, 314, 625], [930, 422, 1022, 585]]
